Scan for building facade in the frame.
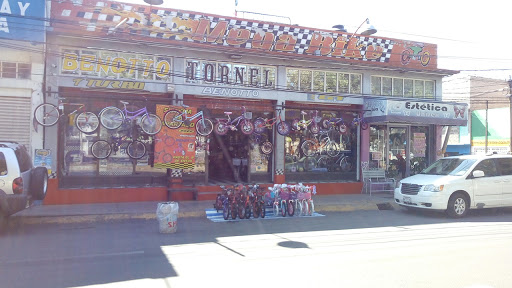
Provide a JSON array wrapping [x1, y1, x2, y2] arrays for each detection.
[[0, 0, 46, 157], [41, 0, 467, 204]]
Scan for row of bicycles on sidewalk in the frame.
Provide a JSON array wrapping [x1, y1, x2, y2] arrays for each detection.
[[213, 183, 316, 220]]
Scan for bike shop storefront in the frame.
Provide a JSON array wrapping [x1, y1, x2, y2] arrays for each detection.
[[174, 95, 276, 185], [54, 86, 172, 189], [363, 98, 468, 181], [282, 101, 363, 184]]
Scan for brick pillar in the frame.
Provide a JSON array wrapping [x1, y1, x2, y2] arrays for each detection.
[[167, 168, 183, 201]]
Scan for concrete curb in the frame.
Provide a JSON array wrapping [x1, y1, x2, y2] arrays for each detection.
[[7, 201, 398, 226]]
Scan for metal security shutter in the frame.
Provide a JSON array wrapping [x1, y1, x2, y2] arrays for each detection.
[[0, 96, 31, 147]]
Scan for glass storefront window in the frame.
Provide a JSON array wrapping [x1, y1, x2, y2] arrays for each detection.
[[313, 71, 325, 92], [410, 126, 429, 175], [393, 78, 403, 96], [284, 109, 357, 183], [326, 72, 337, 92], [287, 69, 299, 90], [369, 125, 386, 169], [300, 70, 312, 92]]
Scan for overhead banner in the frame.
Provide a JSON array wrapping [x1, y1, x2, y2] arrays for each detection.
[[52, 0, 439, 71], [363, 99, 468, 126], [0, 0, 45, 42], [154, 105, 196, 169]]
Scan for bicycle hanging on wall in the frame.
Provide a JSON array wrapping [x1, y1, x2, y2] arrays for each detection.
[[34, 98, 99, 134], [99, 100, 162, 135], [163, 104, 214, 136]]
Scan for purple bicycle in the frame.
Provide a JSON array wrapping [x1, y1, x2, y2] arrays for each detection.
[[99, 100, 163, 135]]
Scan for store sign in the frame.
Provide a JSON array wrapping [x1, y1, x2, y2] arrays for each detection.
[[364, 99, 468, 126], [0, 0, 44, 42], [201, 87, 260, 98], [307, 94, 345, 103], [71, 78, 146, 90], [154, 105, 196, 169], [60, 48, 172, 81], [52, 0, 438, 70]]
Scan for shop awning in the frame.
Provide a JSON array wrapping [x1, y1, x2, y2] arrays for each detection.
[[363, 98, 468, 126]]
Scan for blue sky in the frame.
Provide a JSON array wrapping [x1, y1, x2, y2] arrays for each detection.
[[122, 0, 512, 80]]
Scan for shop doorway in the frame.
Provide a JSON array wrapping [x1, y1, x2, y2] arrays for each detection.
[[208, 130, 250, 183], [388, 127, 408, 180]]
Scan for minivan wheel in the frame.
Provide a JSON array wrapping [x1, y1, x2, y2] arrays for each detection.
[[446, 193, 469, 218]]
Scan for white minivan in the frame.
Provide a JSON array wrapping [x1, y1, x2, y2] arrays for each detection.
[[394, 154, 512, 217]]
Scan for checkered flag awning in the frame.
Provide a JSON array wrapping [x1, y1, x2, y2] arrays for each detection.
[[51, 0, 440, 68]]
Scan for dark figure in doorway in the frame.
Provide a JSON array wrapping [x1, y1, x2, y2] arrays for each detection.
[[396, 153, 406, 178]]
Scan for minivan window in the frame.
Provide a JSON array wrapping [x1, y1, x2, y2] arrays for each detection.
[[421, 158, 477, 176], [496, 158, 512, 175], [472, 159, 498, 177]]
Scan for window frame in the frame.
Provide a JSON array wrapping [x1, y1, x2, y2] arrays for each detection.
[[371, 75, 435, 99]]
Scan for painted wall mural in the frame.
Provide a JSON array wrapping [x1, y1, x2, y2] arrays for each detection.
[[51, 0, 438, 70]]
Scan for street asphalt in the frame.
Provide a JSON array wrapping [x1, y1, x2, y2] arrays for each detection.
[[5, 193, 398, 226]]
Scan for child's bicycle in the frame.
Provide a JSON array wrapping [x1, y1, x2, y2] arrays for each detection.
[[34, 99, 99, 134], [99, 100, 162, 135], [214, 106, 254, 135], [163, 104, 214, 136]]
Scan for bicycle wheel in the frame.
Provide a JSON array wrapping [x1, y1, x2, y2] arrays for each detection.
[[91, 140, 112, 159], [127, 140, 146, 159], [140, 113, 162, 135], [310, 123, 320, 134], [231, 203, 238, 219], [287, 201, 295, 216], [295, 201, 303, 216], [245, 204, 251, 219], [34, 103, 60, 126], [309, 200, 315, 215], [280, 201, 286, 217], [260, 141, 273, 155], [240, 119, 254, 135], [360, 120, 369, 130], [99, 106, 124, 130], [340, 156, 352, 172], [276, 121, 291, 136], [301, 200, 308, 216], [304, 156, 316, 172], [214, 122, 229, 135], [301, 140, 316, 157], [325, 141, 340, 157], [238, 204, 246, 219], [317, 155, 330, 169], [195, 118, 213, 136], [338, 123, 348, 134], [163, 109, 183, 129], [253, 118, 266, 134], [223, 201, 230, 220], [273, 202, 279, 217], [252, 202, 260, 219], [75, 112, 99, 134], [260, 202, 266, 218]]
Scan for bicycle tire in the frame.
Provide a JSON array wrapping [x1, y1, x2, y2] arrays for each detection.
[[338, 123, 348, 134], [310, 123, 320, 134], [340, 156, 352, 172], [238, 204, 246, 219], [296, 201, 303, 216], [260, 141, 273, 155], [273, 202, 279, 217], [140, 113, 162, 135], [91, 140, 112, 159], [304, 156, 316, 171], [240, 119, 254, 135], [308, 200, 315, 216], [317, 155, 330, 169], [126, 140, 146, 159], [163, 110, 183, 129], [223, 201, 229, 220], [280, 201, 286, 217], [360, 120, 369, 130], [231, 203, 238, 219], [214, 122, 229, 135], [301, 140, 316, 157], [99, 106, 124, 130], [34, 103, 60, 126], [287, 201, 295, 216], [301, 200, 308, 216], [276, 121, 291, 136], [75, 112, 99, 134], [260, 202, 266, 218], [253, 118, 266, 134], [325, 142, 340, 157], [252, 202, 260, 219], [195, 118, 213, 136]]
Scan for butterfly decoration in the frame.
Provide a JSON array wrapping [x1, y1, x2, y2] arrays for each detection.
[[453, 106, 466, 118]]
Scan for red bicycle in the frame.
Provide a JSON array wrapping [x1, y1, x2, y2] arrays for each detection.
[[253, 109, 291, 136]]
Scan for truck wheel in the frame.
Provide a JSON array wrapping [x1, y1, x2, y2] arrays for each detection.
[[31, 167, 48, 200]]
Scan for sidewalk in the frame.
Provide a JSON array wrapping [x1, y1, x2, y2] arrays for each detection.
[[8, 193, 398, 225]]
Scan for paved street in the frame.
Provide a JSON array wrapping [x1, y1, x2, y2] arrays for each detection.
[[1, 208, 512, 288]]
